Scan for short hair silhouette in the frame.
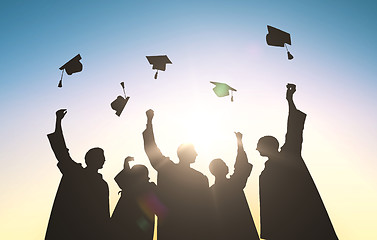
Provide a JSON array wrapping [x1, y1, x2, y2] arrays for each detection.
[[209, 158, 229, 177], [131, 164, 149, 180], [85, 147, 105, 168], [257, 136, 279, 156], [177, 143, 197, 163]]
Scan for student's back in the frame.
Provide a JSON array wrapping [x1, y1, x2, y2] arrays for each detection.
[[142, 109, 212, 240], [111, 159, 157, 240], [209, 132, 259, 240]]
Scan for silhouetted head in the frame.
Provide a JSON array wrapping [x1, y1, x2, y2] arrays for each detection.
[[85, 148, 105, 170], [177, 144, 197, 165], [209, 158, 229, 178], [256, 136, 279, 158], [131, 164, 150, 182]]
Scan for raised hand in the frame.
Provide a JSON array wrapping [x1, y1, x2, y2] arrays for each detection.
[[235, 132, 243, 140], [124, 156, 134, 169], [146, 109, 154, 123], [56, 109, 67, 120], [235, 132, 243, 146], [125, 156, 134, 162], [286, 83, 296, 101]]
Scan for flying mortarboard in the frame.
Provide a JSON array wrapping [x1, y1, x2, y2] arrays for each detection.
[[266, 25, 294, 60], [146, 55, 172, 79], [111, 82, 130, 117], [210, 81, 237, 102], [58, 54, 83, 87]]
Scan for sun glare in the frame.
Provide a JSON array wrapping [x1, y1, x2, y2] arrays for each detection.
[[180, 106, 230, 150], [170, 104, 239, 174]]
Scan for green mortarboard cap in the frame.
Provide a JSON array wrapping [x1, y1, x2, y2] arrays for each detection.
[[210, 81, 237, 102], [266, 25, 294, 60], [146, 55, 172, 79], [58, 54, 83, 87], [111, 82, 130, 116]]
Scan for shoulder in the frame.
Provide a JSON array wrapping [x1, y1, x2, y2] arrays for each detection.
[[191, 168, 209, 184], [192, 168, 207, 177], [240, 162, 253, 171], [291, 109, 307, 123], [209, 184, 217, 193], [158, 158, 175, 172], [57, 161, 83, 174], [149, 182, 157, 191], [96, 173, 109, 190]]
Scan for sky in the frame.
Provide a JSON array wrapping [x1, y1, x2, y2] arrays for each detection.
[[0, 0, 377, 239]]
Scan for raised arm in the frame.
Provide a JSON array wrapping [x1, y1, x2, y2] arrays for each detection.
[[236, 132, 247, 163], [281, 84, 307, 155], [55, 109, 66, 133], [142, 109, 169, 170], [114, 156, 134, 190], [286, 83, 297, 112], [47, 109, 74, 164], [231, 132, 253, 188], [123, 156, 133, 171]]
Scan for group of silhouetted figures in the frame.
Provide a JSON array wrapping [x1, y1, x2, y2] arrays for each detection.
[[45, 84, 338, 240]]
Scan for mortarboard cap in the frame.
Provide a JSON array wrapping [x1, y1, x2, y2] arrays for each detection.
[[58, 54, 83, 87], [210, 81, 237, 102], [266, 25, 294, 60], [111, 82, 130, 116], [111, 96, 130, 116], [146, 55, 172, 79]]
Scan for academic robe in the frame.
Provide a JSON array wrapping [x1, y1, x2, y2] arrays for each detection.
[[110, 169, 157, 240], [210, 146, 260, 240], [45, 130, 110, 240], [143, 124, 212, 240], [259, 108, 338, 240]]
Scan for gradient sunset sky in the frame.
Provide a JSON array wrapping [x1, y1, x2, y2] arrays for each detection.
[[1, 1, 376, 239]]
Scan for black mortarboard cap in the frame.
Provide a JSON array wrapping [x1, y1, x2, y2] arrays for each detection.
[[210, 81, 237, 102], [58, 54, 83, 87], [111, 96, 130, 116], [266, 25, 294, 60], [111, 82, 130, 116], [146, 55, 172, 79]]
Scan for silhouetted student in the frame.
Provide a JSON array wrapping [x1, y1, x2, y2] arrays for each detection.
[[142, 109, 212, 240], [209, 132, 260, 240], [257, 84, 338, 240], [111, 156, 157, 240], [45, 109, 110, 240]]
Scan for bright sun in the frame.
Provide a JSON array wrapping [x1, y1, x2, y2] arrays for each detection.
[[176, 105, 238, 169]]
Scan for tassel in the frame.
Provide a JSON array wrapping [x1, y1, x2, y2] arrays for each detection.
[[154, 71, 158, 79], [287, 51, 294, 60], [58, 70, 64, 88], [120, 82, 126, 98], [285, 43, 294, 60]]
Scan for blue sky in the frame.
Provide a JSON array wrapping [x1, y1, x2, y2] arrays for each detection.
[[1, 0, 377, 100]]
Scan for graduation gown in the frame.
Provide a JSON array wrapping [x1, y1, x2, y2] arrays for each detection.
[[45, 130, 110, 240], [143, 124, 212, 240], [110, 169, 157, 240], [210, 146, 260, 240], [259, 108, 338, 240]]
